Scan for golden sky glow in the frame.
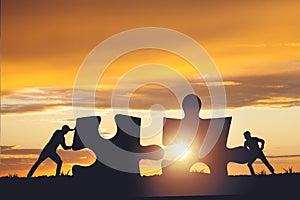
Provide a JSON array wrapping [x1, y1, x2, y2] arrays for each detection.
[[1, 0, 300, 177], [2, 0, 300, 89]]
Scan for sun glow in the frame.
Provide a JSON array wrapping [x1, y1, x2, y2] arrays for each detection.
[[166, 144, 192, 161]]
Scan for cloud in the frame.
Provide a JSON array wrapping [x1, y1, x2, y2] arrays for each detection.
[[232, 43, 268, 48], [1, 69, 300, 115], [1, 90, 17, 98], [1, 145, 40, 155], [0, 145, 95, 158], [62, 118, 75, 122], [0, 145, 16, 151], [232, 43, 300, 48], [267, 155, 300, 159], [195, 81, 241, 87], [1, 103, 71, 115], [223, 70, 300, 108], [1, 87, 74, 115]]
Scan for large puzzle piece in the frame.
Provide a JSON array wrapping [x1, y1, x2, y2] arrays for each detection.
[[72, 114, 163, 177], [162, 94, 252, 177]]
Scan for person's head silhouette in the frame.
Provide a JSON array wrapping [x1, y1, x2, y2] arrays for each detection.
[[61, 125, 74, 134], [243, 131, 251, 140]]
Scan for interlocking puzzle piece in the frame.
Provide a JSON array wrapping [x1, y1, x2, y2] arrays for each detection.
[[72, 114, 164, 177], [162, 94, 251, 177]]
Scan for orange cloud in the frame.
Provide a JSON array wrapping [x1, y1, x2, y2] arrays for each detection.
[[1, 69, 300, 115]]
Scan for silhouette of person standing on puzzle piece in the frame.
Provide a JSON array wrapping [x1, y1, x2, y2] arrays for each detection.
[[27, 125, 75, 178], [243, 131, 275, 175]]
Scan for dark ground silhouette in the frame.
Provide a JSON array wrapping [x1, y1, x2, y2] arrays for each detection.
[[0, 173, 299, 199]]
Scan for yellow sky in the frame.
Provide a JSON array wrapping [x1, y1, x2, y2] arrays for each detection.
[[1, 0, 300, 177]]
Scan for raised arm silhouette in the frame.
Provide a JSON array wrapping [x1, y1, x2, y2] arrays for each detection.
[[27, 125, 74, 178], [243, 131, 275, 175]]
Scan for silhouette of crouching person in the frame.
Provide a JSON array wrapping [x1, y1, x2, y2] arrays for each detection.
[[27, 125, 75, 178], [244, 131, 275, 175]]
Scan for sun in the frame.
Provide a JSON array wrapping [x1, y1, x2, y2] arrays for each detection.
[[167, 143, 192, 161], [179, 149, 190, 161]]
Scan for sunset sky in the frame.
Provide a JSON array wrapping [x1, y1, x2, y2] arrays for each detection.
[[1, 0, 300, 177]]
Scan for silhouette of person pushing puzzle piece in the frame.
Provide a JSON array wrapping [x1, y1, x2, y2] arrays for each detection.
[[243, 131, 275, 175], [27, 125, 75, 178]]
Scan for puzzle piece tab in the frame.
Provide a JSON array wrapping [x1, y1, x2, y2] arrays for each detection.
[[162, 94, 250, 177]]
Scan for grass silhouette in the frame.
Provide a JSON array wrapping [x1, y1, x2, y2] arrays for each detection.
[[7, 173, 19, 178], [283, 166, 297, 174], [257, 169, 266, 176]]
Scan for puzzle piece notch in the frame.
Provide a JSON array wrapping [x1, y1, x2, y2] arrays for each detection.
[[72, 114, 164, 176], [162, 94, 251, 177]]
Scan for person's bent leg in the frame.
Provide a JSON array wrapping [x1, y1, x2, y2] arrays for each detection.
[[50, 152, 63, 176], [27, 153, 47, 178]]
